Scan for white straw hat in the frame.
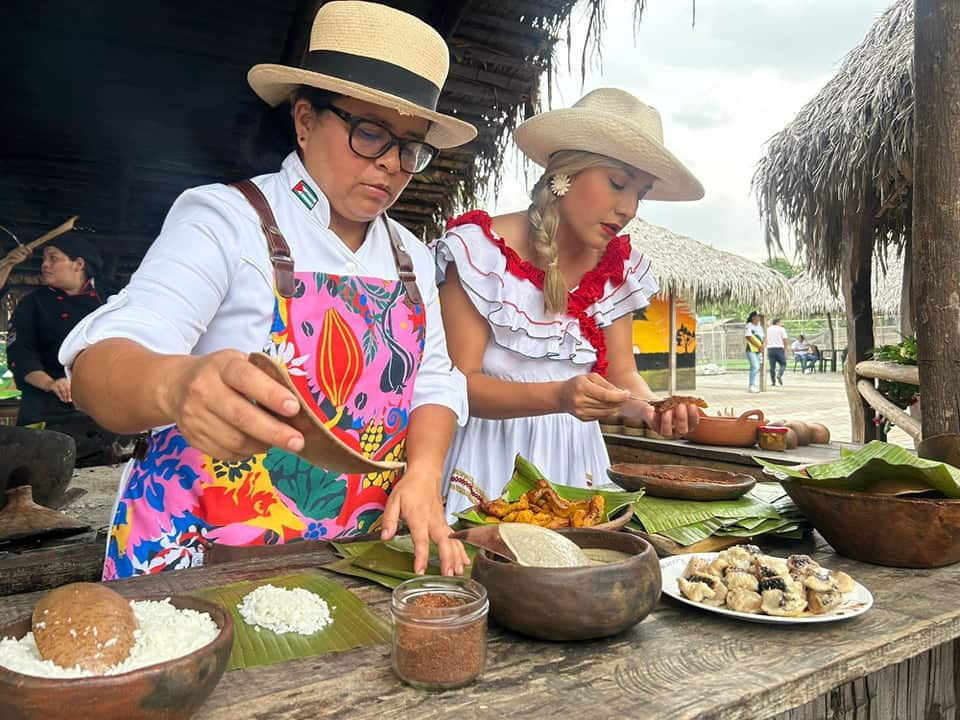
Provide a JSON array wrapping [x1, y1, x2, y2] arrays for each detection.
[[514, 88, 704, 201], [248, 1, 476, 149]]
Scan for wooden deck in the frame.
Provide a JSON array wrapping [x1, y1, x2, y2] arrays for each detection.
[[1, 535, 957, 719]]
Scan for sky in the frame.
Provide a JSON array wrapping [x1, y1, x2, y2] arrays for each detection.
[[485, 0, 894, 263]]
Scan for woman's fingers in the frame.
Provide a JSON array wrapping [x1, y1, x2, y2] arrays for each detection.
[[209, 390, 302, 454], [220, 357, 300, 418]]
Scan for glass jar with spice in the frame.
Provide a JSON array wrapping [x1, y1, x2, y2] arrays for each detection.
[[758, 425, 789, 452], [391, 575, 488, 690]]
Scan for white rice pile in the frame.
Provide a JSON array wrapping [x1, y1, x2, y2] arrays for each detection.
[[237, 584, 333, 635], [0, 598, 219, 679]]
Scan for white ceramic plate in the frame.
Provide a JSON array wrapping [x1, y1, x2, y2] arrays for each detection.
[[660, 552, 873, 625]]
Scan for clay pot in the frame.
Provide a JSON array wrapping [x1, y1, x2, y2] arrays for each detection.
[[0, 595, 233, 720], [682, 409, 765, 447], [471, 529, 661, 640], [607, 463, 756, 501], [782, 480, 960, 568]]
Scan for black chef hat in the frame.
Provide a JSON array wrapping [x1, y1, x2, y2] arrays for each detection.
[[48, 234, 103, 280]]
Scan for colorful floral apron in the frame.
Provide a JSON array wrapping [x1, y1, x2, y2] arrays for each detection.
[[104, 221, 426, 580]]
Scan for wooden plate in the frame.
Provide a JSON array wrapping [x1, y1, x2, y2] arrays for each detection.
[[458, 503, 633, 531], [607, 463, 756, 501]]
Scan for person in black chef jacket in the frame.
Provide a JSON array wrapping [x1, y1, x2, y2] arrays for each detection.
[[7, 234, 119, 465]]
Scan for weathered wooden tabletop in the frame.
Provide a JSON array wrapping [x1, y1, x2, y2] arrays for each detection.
[[1, 535, 958, 720]]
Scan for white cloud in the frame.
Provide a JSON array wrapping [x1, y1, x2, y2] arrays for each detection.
[[485, 0, 893, 262]]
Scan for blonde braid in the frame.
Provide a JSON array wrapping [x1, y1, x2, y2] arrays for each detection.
[[527, 177, 568, 313]]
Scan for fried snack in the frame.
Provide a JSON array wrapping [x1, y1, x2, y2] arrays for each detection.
[[649, 395, 709, 413], [479, 480, 606, 528]]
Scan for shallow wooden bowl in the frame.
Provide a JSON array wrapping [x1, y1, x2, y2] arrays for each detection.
[[782, 480, 960, 568], [471, 529, 661, 641], [0, 595, 234, 720], [607, 463, 756, 501]]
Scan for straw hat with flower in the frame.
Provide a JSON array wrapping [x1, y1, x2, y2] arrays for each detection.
[[248, 0, 476, 149], [514, 88, 704, 201]]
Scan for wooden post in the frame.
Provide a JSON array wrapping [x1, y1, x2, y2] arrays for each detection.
[[668, 290, 677, 395], [899, 230, 914, 336], [841, 199, 878, 443], [825, 312, 836, 363], [913, 0, 960, 448]]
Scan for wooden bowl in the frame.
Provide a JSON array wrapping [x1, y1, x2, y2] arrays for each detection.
[[782, 480, 960, 568], [682, 409, 764, 447], [459, 503, 633, 532], [470, 529, 661, 640], [607, 463, 756, 501], [0, 595, 233, 720]]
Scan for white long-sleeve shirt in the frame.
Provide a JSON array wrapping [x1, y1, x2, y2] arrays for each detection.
[[60, 152, 467, 424]]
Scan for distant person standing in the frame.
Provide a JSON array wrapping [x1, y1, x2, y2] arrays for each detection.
[[745, 311, 764, 393], [766, 318, 788, 386]]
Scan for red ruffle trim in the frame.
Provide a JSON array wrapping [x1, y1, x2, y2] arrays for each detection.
[[446, 210, 631, 375]]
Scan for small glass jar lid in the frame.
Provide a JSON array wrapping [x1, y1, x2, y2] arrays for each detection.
[[759, 425, 789, 434]]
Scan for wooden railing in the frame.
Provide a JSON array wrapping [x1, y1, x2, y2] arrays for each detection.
[[854, 361, 921, 441]]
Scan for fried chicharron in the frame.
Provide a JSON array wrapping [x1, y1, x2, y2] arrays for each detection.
[[479, 480, 604, 528]]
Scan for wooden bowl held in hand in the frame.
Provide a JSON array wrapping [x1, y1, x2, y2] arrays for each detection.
[[0, 595, 234, 720], [682, 409, 765, 447], [782, 480, 960, 568], [470, 529, 661, 641]]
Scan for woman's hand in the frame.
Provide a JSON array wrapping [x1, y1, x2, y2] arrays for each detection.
[[380, 465, 469, 577], [558, 373, 630, 422], [635, 400, 702, 438], [3, 246, 30, 267], [49, 377, 72, 404], [161, 349, 305, 461]]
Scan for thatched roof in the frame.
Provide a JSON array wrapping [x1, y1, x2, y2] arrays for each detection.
[[626, 217, 792, 311], [753, 0, 913, 286], [788, 253, 904, 316]]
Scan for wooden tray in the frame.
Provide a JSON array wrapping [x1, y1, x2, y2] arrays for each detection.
[[607, 463, 756, 501]]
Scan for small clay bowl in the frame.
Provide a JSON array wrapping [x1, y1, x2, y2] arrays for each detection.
[[0, 595, 233, 720], [682, 409, 765, 447], [459, 503, 633, 532], [471, 529, 661, 641], [607, 463, 756, 501], [782, 480, 960, 568]]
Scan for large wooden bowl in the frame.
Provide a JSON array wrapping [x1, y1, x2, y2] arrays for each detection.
[[470, 529, 661, 641], [782, 480, 960, 568], [0, 595, 233, 720]]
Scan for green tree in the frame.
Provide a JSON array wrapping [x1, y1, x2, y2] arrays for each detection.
[[763, 256, 800, 278]]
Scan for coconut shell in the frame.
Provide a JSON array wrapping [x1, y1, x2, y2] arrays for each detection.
[[784, 428, 799, 450], [807, 422, 831, 444], [785, 421, 812, 446], [32, 582, 138, 673]]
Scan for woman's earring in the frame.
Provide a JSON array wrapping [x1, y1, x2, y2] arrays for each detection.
[[549, 174, 571, 197]]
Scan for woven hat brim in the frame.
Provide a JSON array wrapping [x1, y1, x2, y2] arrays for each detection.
[[248, 64, 477, 149], [514, 108, 704, 201]]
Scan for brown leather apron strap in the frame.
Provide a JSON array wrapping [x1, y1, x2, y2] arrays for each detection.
[[232, 179, 296, 298], [382, 214, 423, 307]]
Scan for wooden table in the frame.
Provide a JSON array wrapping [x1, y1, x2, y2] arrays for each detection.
[[1, 537, 957, 719], [604, 432, 860, 480]]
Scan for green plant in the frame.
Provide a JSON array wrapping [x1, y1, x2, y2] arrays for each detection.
[[867, 335, 919, 432]]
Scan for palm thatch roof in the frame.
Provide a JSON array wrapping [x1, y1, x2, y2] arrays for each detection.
[[788, 253, 904, 316], [753, 0, 913, 286], [626, 217, 792, 311]]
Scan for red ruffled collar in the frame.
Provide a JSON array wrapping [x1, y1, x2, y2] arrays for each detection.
[[445, 210, 632, 375]]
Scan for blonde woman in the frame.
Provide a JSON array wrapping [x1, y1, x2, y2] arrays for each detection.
[[435, 88, 705, 518]]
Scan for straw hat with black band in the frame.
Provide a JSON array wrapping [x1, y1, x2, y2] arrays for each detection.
[[248, 0, 476, 149], [514, 88, 704, 202]]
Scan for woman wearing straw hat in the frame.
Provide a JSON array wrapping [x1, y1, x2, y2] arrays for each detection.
[[60, 1, 474, 579], [435, 88, 705, 518]]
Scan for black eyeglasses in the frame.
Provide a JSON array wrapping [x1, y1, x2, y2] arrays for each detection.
[[320, 104, 438, 174]]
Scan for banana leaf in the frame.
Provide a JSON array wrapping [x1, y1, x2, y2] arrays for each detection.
[[325, 538, 476, 590], [455, 454, 643, 525], [657, 519, 723, 545], [330, 540, 382, 558], [323, 557, 404, 589], [755, 440, 960, 498], [194, 571, 390, 671], [633, 493, 781, 535]]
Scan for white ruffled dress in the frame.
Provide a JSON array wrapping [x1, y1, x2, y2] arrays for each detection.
[[434, 211, 659, 521]]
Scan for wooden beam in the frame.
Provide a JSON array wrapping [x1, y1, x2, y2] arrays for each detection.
[[855, 361, 920, 385], [841, 196, 878, 443], [913, 0, 960, 445], [449, 62, 535, 93], [857, 380, 922, 441], [442, 78, 529, 106]]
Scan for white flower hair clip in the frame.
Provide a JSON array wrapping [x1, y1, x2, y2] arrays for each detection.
[[549, 173, 571, 197]]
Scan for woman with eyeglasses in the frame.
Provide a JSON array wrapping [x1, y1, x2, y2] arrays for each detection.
[[59, 2, 475, 580]]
